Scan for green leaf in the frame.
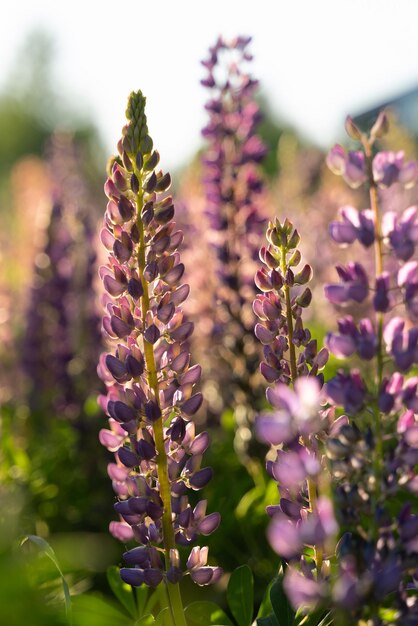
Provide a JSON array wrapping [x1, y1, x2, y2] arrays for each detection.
[[135, 615, 155, 626], [22, 535, 72, 625], [155, 608, 170, 626], [257, 616, 280, 626], [257, 579, 275, 618], [72, 594, 133, 626], [107, 566, 138, 619], [143, 586, 162, 617], [135, 585, 150, 617], [227, 565, 254, 626], [270, 577, 295, 626], [185, 601, 234, 626]]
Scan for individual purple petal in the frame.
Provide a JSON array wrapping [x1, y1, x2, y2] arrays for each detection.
[[189, 431, 210, 455], [343, 151, 367, 188], [373, 151, 404, 188], [198, 512, 221, 535], [144, 324, 160, 344], [105, 354, 127, 380], [143, 568, 164, 587], [324, 284, 349, 305], [267, 517, 302, 559], [118, 446, 139, 468], [111, 315, 133, 338], [283, 567, 323, 610], [326, 333, 356, 358], [373, 273, 390, 312], [189, 467, 213, 490], [109, 521, 134, 542], [182, 393, 203, 417], [190, 567, 214, 585], [326, 144, 346, 175], [255, 412, 293, 446], [329, 220, 357, 245]]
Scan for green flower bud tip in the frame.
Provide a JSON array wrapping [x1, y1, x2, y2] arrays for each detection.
[[124, 90, 149, 156]]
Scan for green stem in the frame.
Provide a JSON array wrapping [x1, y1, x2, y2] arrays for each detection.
[[134, 170, 187, 626]]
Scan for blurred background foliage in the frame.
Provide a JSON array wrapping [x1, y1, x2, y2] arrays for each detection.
[[1, 29, 418, 625]]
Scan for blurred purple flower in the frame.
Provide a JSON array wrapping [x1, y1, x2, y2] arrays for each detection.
[[329, 205, 375, 248], [327, 145, 367, 188], [373, 151, 418, 189], [324, 262, 369, 305]]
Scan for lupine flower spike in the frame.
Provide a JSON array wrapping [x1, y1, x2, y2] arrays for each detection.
[[22, 133, 101, 423], [201, 36, 267, 438], [254, 218, 333, 612], [320, 113, 418, 623], [98, 91, 221, 623]]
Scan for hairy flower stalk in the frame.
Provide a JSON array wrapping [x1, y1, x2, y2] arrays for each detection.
[[322, 113, 418, 623], [98, 91, 221, 624], [201, 36, 267, 450], [254, 218, 332, 593]]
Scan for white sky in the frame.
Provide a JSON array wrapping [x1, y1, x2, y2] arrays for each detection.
[[3, 0, 418, 169]]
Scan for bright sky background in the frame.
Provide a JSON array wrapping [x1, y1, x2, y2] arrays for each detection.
[[3, 0, 418, 169]]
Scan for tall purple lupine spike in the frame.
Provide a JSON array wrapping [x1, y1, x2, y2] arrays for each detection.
[[314, 113, 418, 621], [254, 216, 333, 608], [201, 39, 267, 356], [22, 132, 102, 423], [98, 91, 221, 616], [201, 35, 268, 460]]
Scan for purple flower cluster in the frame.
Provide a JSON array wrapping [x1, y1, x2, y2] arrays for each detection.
[[22, 133, 101, 422], [201, 35, 266, 289], [254, 217, 328, 385], [98, 91, 221, 590], [256, 378, 338, 612], [321, 114, 418, 621], [327, 145, 418, 190], [255, 113, 418, 622], [254, 217, 333, 612], [201, 36, 267, 403]]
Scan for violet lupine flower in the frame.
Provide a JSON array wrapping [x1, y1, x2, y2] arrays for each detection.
[[324, 262, 369, 306], [326, 316, 377, 361], [200, 36, 267, 416], [326, 144, 368, 189], [398, 261, 418, 321], [323, 113, 418, 622], [373, 151, 418, 189], [22, 200, 75, 417], [327, 144, 418, 190], [329, 205, 375, 248], [98, 90, 221, 589], [383, 317, 418, 372], [254, 217, 328, 385], [382, 205, 418, 262]]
